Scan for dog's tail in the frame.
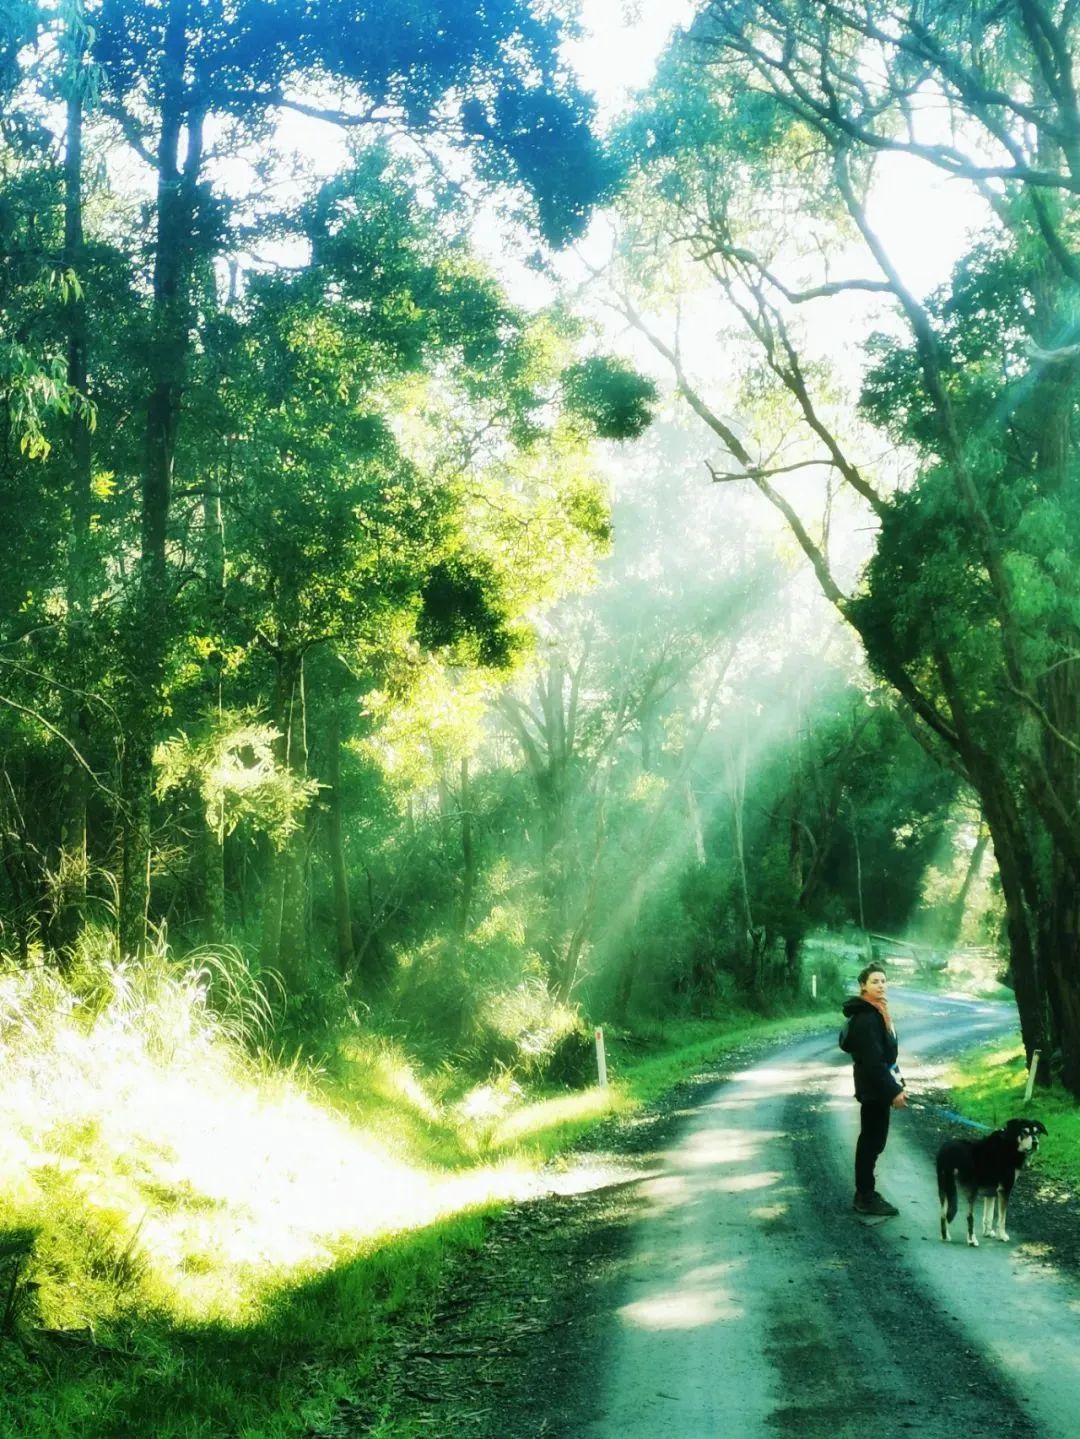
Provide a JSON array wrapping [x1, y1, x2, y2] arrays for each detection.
[[936, 1155, 958, 1223]]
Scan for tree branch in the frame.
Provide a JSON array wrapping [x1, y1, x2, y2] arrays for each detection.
[[0, 695, 121, 803], [99, 99, 157, 170]]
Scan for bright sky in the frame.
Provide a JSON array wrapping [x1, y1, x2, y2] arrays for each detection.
[[568, 0, 696, 117], [260, 0, 978, 307], [867, 153, 983, 298]]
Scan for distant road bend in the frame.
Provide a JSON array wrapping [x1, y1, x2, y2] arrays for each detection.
[[581, 988, 1079, 1439]]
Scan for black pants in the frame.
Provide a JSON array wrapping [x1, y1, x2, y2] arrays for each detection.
[[855, 1099, 892, 1196]]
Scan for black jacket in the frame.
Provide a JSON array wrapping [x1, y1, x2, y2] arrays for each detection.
[[841, 996, 903, 1104]]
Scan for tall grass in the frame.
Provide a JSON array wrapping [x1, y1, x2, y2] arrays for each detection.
[[0, 933, 631, 1435]]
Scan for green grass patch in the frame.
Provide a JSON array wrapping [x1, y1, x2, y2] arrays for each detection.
[[474, 1012, 832, 1166], [606, 1012, 828, 1110], [0, 1212, 492, 1439], [942, 1040, 1080, 1192]]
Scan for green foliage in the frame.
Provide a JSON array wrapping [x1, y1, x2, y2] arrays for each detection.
[[92, 0, 608, 245], [0, 340, 93, 458], [416, 554, 525, 669], [945, 1038, 1080, 1193], [154, 713, 320, 851], [386, 934, 591, 1085], [816, 705, 962, 934], [0, 1, 36, 98], [852, 230, 1080, 774], [561, 356, 658, 440], [474, 978, 594, 1085], [628, 863, 746, 1015], [598, 0, 1080, 1090], [0, 12, 628, 971], [860, 238, 1033, 451], [0, 148, 98, 456], [0, 928, 827, 1437]]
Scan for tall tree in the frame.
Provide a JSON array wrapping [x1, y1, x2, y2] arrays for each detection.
[[611, 0, 1080, 1086], [88, 0, 612, 955]]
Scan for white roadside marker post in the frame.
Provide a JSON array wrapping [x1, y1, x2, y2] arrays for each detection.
[[811, 973, 817, 1000], [1024, 1049, 1041, 1104], [594, 1026, 608, 1088]]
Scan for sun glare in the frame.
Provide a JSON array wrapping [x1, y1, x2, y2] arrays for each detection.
[[1, 990, 550, 1325]]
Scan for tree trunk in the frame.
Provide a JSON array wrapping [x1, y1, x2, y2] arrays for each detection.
[[119, 0, 196, 957], [456, 756, 476, 939], [326, 709, 354, 974], [929, 648, 1044, 1062], [1030, 665, 1080, 1089], [939, 824, 990, 948], [195, 469, 227, 946], [729, 738, 761, 995], [0, 774, 39, 960], [1044, 864, 1080, 1093], [785, 780, 804, 989], [611, 875, 647, 1022], [979, 779, 1047, 1068], [259, 647, 310, 991], [198, 808, 225, 947], [851, 803, 866, 931], [259, 845, 285, 979], [685, 779, 705, 865], [55, 24, 92, 955]]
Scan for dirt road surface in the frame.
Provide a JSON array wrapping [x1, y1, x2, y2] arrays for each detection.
[[339, 987, 1080, 1439], [580, 988, 1071, 1439]]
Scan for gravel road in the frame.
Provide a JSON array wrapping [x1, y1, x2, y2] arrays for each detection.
[[579, 987, 1074, 1439], [339, 987, 1079, 1439]]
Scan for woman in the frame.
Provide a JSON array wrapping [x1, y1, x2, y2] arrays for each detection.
[[840, 962, 907, 1216]]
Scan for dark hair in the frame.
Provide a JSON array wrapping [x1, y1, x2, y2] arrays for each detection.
[[857, 963, 885, 988]]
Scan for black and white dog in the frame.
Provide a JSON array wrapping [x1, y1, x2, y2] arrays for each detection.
[[937, 1118, 1047, 1246]]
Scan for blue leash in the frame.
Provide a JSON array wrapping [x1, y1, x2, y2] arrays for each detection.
[[935, 1107, 992, 1132], [908, 1098, 991, 1131]]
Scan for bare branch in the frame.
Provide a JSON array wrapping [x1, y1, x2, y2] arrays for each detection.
[[696, 7, 1080, 192], [0, 695, 121, 804], [99, 100, 157, 170], [271, 95, 390, 128], [706, 456, 840, 482], [697, 243, 889, 518]]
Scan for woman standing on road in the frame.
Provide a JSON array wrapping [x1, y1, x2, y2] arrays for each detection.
[[841, 962, 907, 1216]]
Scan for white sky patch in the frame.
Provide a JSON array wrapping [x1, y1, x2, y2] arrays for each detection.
[[866, 152, 987, 300], [567, 0, 696, 121]]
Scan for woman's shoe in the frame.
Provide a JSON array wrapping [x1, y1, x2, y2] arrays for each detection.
[[853, 1191, 899, 1216]]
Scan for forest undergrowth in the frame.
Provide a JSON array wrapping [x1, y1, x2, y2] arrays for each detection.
[[0, 934, 829, 1438]]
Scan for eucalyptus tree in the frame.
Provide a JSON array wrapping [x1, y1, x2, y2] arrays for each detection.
[[51, 0, 101, 946], [145, 142, 640, 987], [0, 1, 119, 955], [610, 0, 1080, 1088], [82, 0, 611, 957], [0, 0, 57, 451]]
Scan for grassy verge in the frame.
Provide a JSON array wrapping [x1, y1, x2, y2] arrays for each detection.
[[940, 1039, 1080, 1193], [0, 950, 832, 1439], [485, 1011, 830, 1165], [606, 1011, 829, 1105]]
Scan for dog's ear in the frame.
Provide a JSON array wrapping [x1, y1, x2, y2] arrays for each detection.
[[1033, 1120, 1048, 1135]]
